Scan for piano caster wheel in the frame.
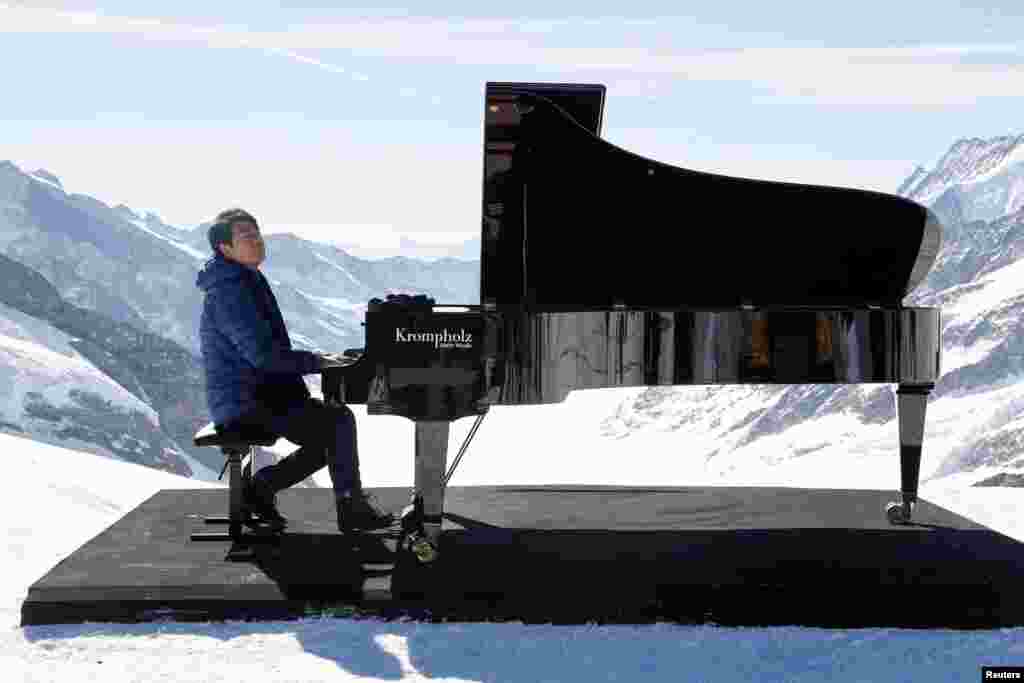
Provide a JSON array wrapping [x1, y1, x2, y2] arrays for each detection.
[[407, 532, 439, 563], [886, 501, 914, 525]]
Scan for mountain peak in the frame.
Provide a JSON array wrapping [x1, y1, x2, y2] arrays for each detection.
[[896, 165, 930, 197], [30, 169, 63, 188], [901, 132, 1024, 205]]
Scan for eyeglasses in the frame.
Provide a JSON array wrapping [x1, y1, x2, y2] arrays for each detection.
[[235, 232, 262, 241]]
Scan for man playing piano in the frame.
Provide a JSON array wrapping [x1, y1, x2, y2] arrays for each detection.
[[196, 208, 394, 534]]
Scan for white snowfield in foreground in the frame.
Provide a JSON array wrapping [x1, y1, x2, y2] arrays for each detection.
[[2, 390, 1022, 682]]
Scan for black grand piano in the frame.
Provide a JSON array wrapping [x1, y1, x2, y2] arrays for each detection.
[[322, 82, 943, 563]]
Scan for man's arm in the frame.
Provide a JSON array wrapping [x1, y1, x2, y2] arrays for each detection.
[[211, 281, 323, 375]]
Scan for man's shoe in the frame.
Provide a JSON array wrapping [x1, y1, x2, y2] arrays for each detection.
[[243, 476, 287, 530], [337, 492, 395, 534]]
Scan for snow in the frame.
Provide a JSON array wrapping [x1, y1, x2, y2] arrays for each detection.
[[959, 142, 1024, 188], [941, 338, 1001, 375], [287, 332, 319, 350], [934, 256, 1024, 373], [27, 171, 63, 192], [126, 218, 209, 261], [316, 315, 356, 339], [944, 256, 1024, 321], [913, 141, 1024, 206], [301, 289, 367, 315], [15, 173, 202, 261], [2, 387, 1022, 681], [0, 302, 162, 428], [0, 302, 221, 479], [313, 251, 366, 289], [299, 290, 368, 340], [1009, 177, 1024, 216]]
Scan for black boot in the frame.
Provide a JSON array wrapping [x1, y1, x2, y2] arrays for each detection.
[[243, 474, 287, 530], [337, 492, 395, 534]]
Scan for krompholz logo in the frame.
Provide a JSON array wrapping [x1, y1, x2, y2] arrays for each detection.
[[395, 328, 473, 349]]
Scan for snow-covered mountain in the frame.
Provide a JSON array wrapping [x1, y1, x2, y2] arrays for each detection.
[[0, 159, 479, 477], [900, 134, 1024, 220], [2, 130, 1024, 492], [0, 296, 211, 479], [0, 161, 479, 356]]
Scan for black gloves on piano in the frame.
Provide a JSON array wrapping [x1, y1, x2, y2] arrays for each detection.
[[368, 294, 435, 310]]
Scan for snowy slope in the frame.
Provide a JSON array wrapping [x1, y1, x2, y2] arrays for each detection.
[[0, 301, 161, 426], [904, 134, 1024, 214], [123, 215, 208, 261], [0, 299, 219, 481], [1, 409, 1022, 682]]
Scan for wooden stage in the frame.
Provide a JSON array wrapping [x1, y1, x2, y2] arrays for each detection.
[[20, 485, 1024, 628]]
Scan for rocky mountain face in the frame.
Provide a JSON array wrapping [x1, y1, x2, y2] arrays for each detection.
[[0, 249, 205, 477], [600, 134, 1024, 488], [0, 160, 478, 478], [0, 162, 479, 357], [901, 135, 1024, 219]]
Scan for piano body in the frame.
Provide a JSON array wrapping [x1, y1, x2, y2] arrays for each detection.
[[322, 82, 943, 563]]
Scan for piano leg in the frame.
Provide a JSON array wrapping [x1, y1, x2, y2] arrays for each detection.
[[407, 420, 450, 561], [888, 384, 933, 525]]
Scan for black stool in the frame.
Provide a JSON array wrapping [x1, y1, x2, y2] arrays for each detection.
[[190, 421, 280, 543]]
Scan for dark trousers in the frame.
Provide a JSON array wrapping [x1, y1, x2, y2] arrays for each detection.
[[228, 397, 361, 498]]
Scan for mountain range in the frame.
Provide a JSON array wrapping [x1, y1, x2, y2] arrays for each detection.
[[0, 160, 478, 479], [1, 133, 1023, 489]]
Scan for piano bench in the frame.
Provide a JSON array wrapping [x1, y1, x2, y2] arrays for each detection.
[[189, 421, 279, 545]]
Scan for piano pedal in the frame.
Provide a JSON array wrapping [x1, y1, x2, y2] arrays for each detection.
[[407, 531, 439, 563], [885, 500, 914, 525], [399, 493, 441, 563]]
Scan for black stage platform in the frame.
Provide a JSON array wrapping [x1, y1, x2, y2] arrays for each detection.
[[20, 486, 1024, 629]]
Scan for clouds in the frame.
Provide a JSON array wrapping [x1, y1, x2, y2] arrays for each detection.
[[261, 46, 348, 76], [1, 4, 372, 84], [2, 2, 1021, 256], [2, 4, 1022, 107], [600, 44, 1024, 107]]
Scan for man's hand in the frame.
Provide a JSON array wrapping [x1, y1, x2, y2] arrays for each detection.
[[318, 352, 353, 369]]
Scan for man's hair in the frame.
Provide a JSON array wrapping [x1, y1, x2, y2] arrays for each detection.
[[208, 208, 259, 255]]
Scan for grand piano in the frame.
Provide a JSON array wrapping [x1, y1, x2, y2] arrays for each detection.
[[322, 82, 943, 563]]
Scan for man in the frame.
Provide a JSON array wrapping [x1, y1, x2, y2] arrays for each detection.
[[196, 207, 393, 534]]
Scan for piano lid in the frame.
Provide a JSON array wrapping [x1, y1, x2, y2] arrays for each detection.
[[485, 81, 606, 139], [480, 82, 944, 310]]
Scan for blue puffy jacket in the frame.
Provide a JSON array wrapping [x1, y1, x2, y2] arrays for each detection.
[[196, 253, 321, 427]]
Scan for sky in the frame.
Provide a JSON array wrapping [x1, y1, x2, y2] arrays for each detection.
[[2, 1, 1024, 259]]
